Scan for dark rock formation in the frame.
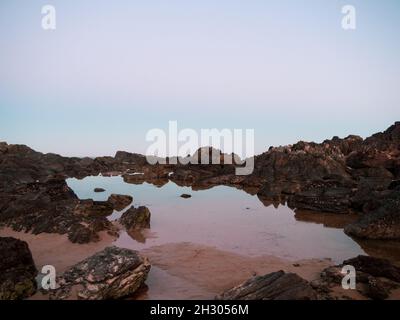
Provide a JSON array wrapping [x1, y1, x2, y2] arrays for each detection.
[[1, 122, 400, 242], [345, 188, 400, 239], [343, 255, 400, 282], [287, 180, 354, 214], [120, 206, 151, 230], [49, 246, 150, 300], [318, 255, 400, 300], [217, 271, 318, 300], [0, 237, 38, 300], [74, 199, 114, 217], [0, 178, 115, 244], [107, 194, 133, 211]]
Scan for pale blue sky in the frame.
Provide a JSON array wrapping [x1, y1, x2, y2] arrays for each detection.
[[1, 0, 399, 156]]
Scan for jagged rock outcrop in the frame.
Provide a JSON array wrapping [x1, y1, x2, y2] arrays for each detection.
[[217, 271, 318, 300], [1, 122, 400, 241], [0, 178, 116, 244], [0, 237, 38, 300], [49, 246, 150, 300]]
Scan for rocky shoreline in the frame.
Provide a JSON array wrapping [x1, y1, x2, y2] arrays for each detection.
[[1, 122, 399, 242], [1, 122, 400, 299]]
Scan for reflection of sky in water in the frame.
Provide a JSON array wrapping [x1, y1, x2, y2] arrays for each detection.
[[67, 176, 365, 263]]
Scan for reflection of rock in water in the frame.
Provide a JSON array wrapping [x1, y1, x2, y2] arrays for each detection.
[[294, 210, 359, 229], [351, 238, 400, 266], [122, 174, 169, 188], [127, 229, 147, 244], [257, 195, 286, 209]]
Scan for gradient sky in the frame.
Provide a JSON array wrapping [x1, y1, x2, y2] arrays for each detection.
[[1, 0, 400, 157]]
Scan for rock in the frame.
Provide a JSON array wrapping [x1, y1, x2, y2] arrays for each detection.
[[120, 206, 151, 230], [94, 188, 105, 192], [0, 237, 38, 300], [0, 178, 115, 244], [217, 271, 318, 300], [364, 276, 390, 300], [287, 180, 353, 214], [2, 122, 400, 243], [180, 194, 192, 199], [319, 255, 400, 300], [342, 255, 400, 282], [74, 199, 114, 217], [67, 224, 100, 244], [345, 189, 400, 240], [107, 194, 133, 211], [49, 246, 150, 300], [389, 180, 400, 190]]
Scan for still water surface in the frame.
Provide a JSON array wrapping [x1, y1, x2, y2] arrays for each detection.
[[67, 175, 366, 263]]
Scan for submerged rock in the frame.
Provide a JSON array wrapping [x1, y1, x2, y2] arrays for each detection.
[[120, 206, 151, 230], [107, 194, 133, 211], [0, 237, 38, 300], [180, 194, 192, 199], [217, 271, 317, 300], [49, 246, 150, 300]]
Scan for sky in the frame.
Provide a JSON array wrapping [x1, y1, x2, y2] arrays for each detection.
[[1, 0, 400, 157]]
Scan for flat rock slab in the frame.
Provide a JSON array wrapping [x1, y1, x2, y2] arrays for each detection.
[[217, 270, 317, 300], [49, 246, 150, 300]]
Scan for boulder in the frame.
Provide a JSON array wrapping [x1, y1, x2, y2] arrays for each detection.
[[120, 206, 151, 230], [0, 237, 38, 300], [49, 246, 150, 300], [217, 271, 318, 300]]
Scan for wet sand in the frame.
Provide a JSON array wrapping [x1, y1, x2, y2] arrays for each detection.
[[140, 242, 332, 298], [0, 227, 116, 273]]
